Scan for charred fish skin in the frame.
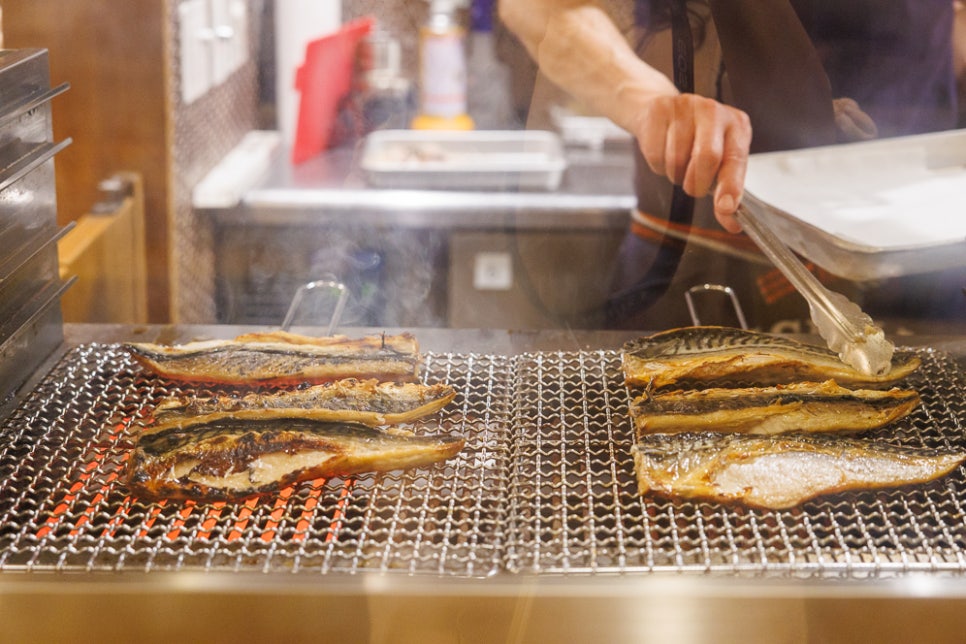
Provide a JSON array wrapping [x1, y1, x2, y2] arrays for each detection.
[[630, 380, 920, 437], [126, 332, 421, 385], [622, 326, 920, 389], [126, 418, 465, 502], [632, 432, 965, 510], [152, 379, 457, 428]]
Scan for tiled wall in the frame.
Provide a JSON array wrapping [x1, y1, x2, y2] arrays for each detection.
[[169, 0, 265, 323]]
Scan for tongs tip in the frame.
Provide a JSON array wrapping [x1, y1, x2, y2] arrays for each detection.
[[837, 325, 895, 377]]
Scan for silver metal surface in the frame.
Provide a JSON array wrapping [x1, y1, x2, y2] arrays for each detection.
[[0, 47, 71, 419], [0, 280, 71, 415], [2, 340, 965, 578], [207, 146, 636, 230]]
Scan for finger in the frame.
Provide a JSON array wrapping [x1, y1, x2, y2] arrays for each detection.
[[664, 97, 695, 185], [682, 100, 726, 198], [713, 113, 751, 233], [833, 98, 878, 141], [637, 100, 671, 179]]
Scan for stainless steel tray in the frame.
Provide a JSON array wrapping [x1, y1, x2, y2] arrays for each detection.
[[360, 129, 567, 191], [744, 129, 966, 281]]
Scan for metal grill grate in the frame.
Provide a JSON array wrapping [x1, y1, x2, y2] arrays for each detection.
[[1, 343, 965, 578], [504, 348, 966, 576], [0, 345, 510, 576]]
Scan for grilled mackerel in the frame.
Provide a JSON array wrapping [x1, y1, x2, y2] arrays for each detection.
[[153, 378, 457, 428], [126, 418, 465, 502], [623, 326, 920, 389], [126, 331, 420, 385], [630, 380, 920, 436], [632, 432, 965, 510]]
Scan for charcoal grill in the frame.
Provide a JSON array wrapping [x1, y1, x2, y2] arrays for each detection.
[[2, 333, 966, 579]]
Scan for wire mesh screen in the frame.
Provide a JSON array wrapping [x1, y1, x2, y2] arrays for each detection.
[[1, 343, 965, 577], [0, 345, 509, 576], [503, 348, 966, 576]]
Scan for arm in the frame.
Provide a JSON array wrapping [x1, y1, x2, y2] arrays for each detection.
[[498, 0, 750, 232]]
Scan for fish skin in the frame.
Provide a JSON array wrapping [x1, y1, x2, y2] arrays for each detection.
[[622, 326, 920, 389], [126, 332, 420, 385], [632, 432, 965, 509], [126, 418, 465, 502], [152, 378, 457, 429], [630, 380, 920, 436]]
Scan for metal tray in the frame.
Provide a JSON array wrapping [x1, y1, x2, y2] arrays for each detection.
[[0, 279, 70, 414], [0, 227, 68, 327], [359, 129, 567, 191], [744, 129, 966, 281]]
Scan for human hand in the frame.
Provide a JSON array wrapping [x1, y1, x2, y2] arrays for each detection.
[[833, 97, 878, 142], [631, 93, 751, 233]]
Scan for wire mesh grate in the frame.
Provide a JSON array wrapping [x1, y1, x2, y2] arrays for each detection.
[[1, 342, 965, 578], [503, 347, 966, 577], [0, 344, 509, 576]]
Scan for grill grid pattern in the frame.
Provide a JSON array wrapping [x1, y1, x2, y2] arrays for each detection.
[[1, 343, 965, 578]]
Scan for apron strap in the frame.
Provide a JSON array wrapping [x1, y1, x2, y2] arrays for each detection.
[[607, 0, 696, 322]]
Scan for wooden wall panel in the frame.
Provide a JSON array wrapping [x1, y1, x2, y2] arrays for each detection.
[[3, 0, 172, 321]]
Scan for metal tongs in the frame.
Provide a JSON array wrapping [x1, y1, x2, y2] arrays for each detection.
[[735, 196, 894, 376]]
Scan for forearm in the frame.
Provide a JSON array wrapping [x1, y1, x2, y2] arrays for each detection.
[[497, 0, 677, 133]]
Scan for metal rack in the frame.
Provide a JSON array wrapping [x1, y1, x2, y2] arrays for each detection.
[[0, 49, 72, 413], [2, 341, 965, 578]]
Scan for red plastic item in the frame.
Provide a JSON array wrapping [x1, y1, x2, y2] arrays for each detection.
[[291, 17, 373, 165]]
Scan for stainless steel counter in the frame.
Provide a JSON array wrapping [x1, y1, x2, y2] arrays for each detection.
[[200, 143, 638, 328], [207, 144, 637, 230]]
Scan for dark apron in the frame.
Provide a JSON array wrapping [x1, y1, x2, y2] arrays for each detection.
[[605, 0, 844, 331]]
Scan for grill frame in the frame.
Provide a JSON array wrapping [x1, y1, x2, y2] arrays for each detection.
[[1, 341, 965, 578]]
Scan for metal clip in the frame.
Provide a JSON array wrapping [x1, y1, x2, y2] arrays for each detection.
[[281, 278, 350, 335], [684, 283, 748, 329]]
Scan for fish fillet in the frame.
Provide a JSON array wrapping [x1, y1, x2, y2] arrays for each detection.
[[623, 326, 920, 389], [126, 331, 420, 385], [152, 378, 457, 428], [126, 417, 465, 502], [632, 432, 965, 509], [630, 380, 920, 436]]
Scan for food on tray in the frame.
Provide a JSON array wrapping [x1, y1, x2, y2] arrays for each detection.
[[631, 432, 966, 510], [622, 326, 920, 389], [126, 417, 465, 502], [126, 331, 420, 385], [153, 378, 456, 428], [630, 380, 920, 436]]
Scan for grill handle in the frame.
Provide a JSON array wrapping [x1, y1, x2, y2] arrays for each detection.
[[281, 278, 350, 335]]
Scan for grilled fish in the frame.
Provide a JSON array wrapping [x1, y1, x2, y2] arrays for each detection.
[[126, 418, 465, 502], [632, 432, 965, 509], [623, 326, 920, 389], [152, 378, 457, 428], [630, 380, 920, 436], [126, 331, 420, 385]]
